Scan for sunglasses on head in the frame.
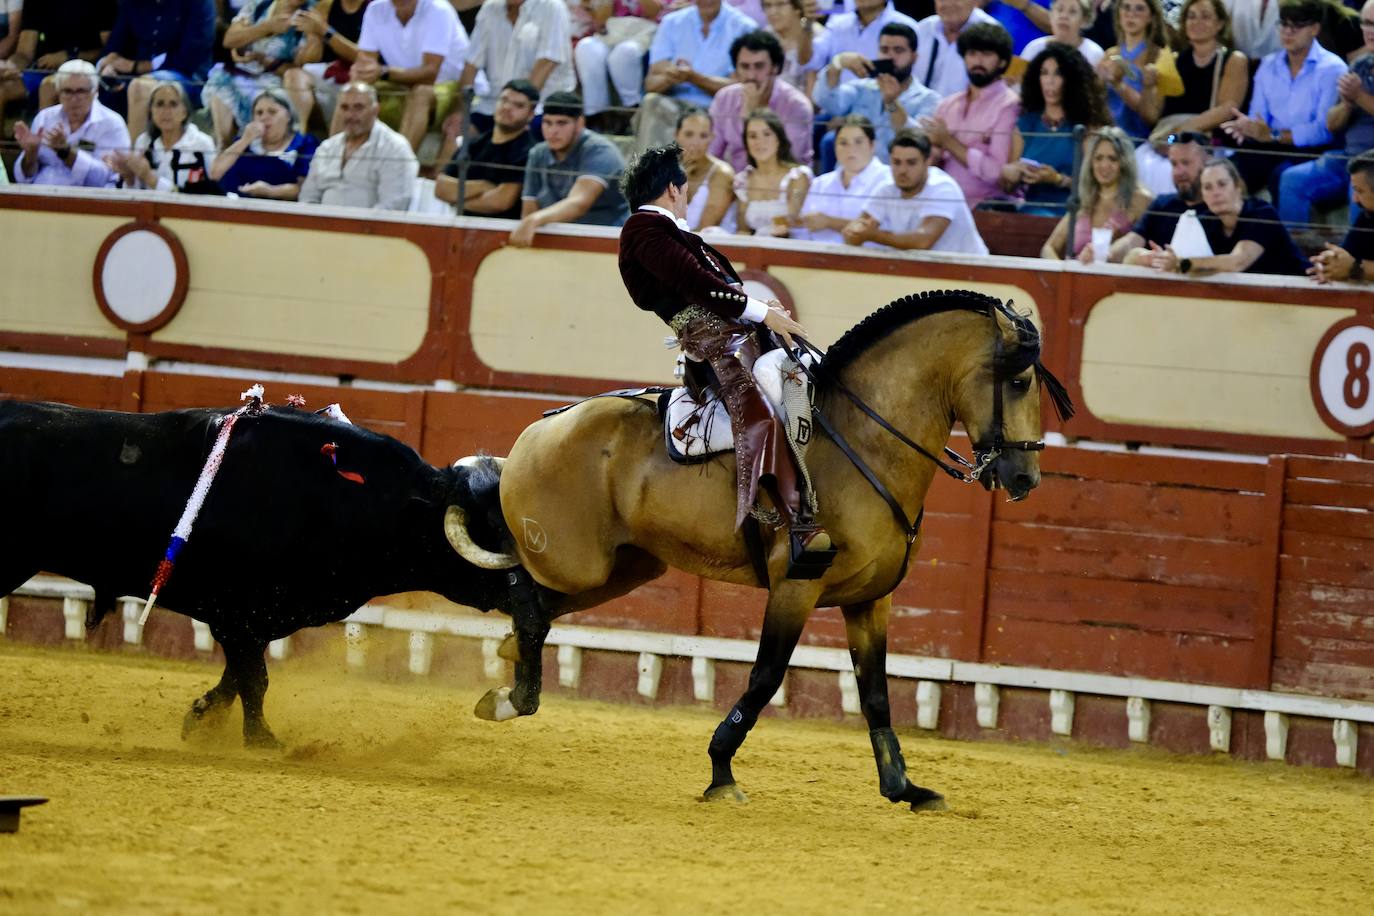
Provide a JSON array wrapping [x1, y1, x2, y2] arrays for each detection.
[[1167, 131, 1210, 146]]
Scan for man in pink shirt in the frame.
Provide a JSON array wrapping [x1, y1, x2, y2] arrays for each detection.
[[919, 22, 1017, 207], [709, 30, 813, 170]]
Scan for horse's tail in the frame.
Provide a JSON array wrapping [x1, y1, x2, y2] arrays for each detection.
[[446, 455, 519, 570]]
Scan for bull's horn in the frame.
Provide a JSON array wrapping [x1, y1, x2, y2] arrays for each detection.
[[454, 454, 505, 472], [444, 504, 518, 569]]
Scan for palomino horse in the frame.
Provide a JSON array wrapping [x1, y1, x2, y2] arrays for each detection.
[[448, 290, 1073, 810]]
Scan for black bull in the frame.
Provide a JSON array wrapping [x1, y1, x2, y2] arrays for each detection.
[[0, 400, 515, 747]]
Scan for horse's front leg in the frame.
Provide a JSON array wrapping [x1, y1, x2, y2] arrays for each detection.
[[842, 595, 946, 811], [704, 580, 821, 803], [475, 568, 554, 721]]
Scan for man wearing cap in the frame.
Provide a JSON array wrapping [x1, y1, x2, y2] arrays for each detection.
[[509, 91, 630, 246], [617, 143, 832, 567]]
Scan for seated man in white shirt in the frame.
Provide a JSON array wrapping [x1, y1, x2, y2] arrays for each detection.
[[300, 82, 419, 210], [11, 60, 130, 188], [795, 114, 891, 243], [842, 128, 988, 254]]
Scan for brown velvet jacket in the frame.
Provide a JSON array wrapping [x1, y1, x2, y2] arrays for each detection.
[[618, 210, 749, 325]]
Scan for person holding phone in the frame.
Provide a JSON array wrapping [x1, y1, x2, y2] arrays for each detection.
[[813, 22, 939, 166]]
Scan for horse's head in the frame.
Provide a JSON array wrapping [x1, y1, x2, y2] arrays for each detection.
[[952, 301, 1074, 502]]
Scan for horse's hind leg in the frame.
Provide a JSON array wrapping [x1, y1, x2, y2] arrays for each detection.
[[842, 596, 946, 812], [479, 548, 667, 722], [704, 581, 821, 802]]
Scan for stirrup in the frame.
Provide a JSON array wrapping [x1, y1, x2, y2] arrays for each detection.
[[787, 525, 836, 579]]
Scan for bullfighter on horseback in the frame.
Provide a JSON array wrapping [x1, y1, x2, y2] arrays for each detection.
[[617, 144, 832, 568]]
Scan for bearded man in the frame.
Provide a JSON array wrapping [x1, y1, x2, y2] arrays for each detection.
[[918, 22, 1018, 207]]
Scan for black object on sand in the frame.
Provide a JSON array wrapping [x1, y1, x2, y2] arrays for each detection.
[[0, 796, 49, 833]]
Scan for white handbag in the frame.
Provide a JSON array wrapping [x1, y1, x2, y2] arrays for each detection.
[[1169, 209, 1214, 258]]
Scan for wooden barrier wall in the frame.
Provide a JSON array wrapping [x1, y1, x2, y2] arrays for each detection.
[[4, 363, 1373, 705], [2, 188, 1373, 710]]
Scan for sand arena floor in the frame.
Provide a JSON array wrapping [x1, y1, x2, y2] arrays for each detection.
[[2, 640, 1372, 915]]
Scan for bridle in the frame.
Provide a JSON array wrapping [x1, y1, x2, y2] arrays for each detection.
[[789, 300, 1067, 592]]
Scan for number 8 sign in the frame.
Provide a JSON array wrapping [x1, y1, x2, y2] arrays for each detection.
[[1311, 316, 1374, 438]]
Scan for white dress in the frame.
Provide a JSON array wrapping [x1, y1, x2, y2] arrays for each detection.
[[733, 164, 813, 234]]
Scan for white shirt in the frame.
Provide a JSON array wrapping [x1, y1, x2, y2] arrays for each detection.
[[13, 99, 130, 188], [913, 9, 998, 98], [797, 156, 891, 245], [467, 0, 575, 115], [862, 167, 988, 255], [300, 120, 418, 210], [1019, 35, 1104, 67], [358, 0, 469, 82]]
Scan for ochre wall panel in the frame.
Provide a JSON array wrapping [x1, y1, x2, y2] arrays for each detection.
[[1080, 294, 1350, 439], [0, 211, 128, 340], [469, 247, 673, 383], [154, 219, 432, 363]]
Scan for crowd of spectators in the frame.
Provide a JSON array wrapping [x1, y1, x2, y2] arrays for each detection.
[[0, 0, 1370, 282]]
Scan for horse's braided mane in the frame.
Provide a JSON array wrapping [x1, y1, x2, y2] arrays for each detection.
[[813, 288, 1075, 421], [817, 289, 1005, 379]]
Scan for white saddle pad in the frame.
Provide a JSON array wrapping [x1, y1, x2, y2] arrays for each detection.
[[664, 348, 811, 462]]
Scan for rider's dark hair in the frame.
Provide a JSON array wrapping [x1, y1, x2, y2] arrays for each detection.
[[729, 29, 785, 70], [620, 144, 688, 209]]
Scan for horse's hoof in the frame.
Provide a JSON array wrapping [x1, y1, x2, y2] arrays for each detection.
[[497, 633, 521, 663], [474, 687, 521, 722], [700, 783, 748, 804], [905, 787, 947, 812]]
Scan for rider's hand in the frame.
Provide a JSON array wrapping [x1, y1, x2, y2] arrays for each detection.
[[762, 306, 807, 351]]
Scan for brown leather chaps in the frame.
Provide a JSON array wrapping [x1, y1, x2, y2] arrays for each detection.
[[675, 313, 807, 530]]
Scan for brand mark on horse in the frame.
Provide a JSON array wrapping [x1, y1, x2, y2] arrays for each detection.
[[522, 517, 548, 553]]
